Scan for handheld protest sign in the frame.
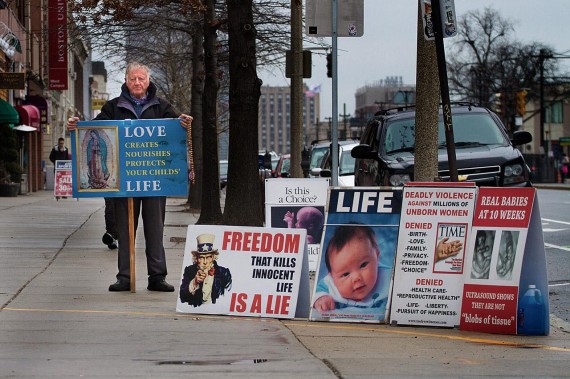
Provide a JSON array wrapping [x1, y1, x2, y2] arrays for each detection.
[[70, 118, 188, 198]]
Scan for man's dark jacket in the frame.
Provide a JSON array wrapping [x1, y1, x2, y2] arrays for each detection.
[[95, 82, 177, 121], [49, 147, 70, 164]]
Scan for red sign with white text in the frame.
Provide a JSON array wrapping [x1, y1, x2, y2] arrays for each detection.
[[54, 160, 72, 197], [461, 284, 518, 334], [472, 187, 534, 228], [48, 0, 68, 90], [460, 187, 536, 334]]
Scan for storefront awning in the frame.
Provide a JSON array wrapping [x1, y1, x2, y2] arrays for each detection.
[[0, 99, 19, 125], [25, 95, 48, 125], [13, 125, 36, 132], [15, 104, 40, 130]]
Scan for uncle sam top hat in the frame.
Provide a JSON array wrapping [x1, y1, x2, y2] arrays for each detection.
[[192, 233, 219, 255]]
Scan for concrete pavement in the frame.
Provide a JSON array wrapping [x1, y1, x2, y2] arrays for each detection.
[[0, 190, 568, 378]]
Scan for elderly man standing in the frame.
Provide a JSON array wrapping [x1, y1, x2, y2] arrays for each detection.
[[68, 62, 193, 292]]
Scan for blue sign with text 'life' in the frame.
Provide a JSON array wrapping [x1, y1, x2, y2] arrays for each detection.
[[71, 118, 188, 198]]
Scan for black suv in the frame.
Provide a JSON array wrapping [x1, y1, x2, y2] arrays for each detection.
[[352, 104, 533, 187]]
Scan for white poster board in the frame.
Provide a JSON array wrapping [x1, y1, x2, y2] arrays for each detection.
[[389, 182, 477, 327], [176, 225, 307, 319], [265, 178, 329, 272]]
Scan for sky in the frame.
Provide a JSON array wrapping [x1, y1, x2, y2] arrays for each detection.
[[100, 1, 570, 120], [259, 0, 570, 120]]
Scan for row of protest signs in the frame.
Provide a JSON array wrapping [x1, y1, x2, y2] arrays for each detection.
[[176, 179, 548, 336], [64, 120, 548, 335]]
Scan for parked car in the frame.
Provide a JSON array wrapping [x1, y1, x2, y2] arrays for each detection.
[[273, 154, 291, 178], [308, 141, 330, 178], [311, 142, 358, 186], [351, 104, 533, 187], [308, 139, 358, 179], [219, 159, 228, 189], [258, 150, 279, 177]]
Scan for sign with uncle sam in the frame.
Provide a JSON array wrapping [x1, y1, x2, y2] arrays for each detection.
[[176, 225, 309, 319]]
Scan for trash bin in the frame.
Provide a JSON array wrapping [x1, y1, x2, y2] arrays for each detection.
[[20, 173, 28, 194]]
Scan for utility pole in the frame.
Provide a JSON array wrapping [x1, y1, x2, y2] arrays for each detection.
[[290, 0, 303, 178], [431, 0, 457, 181], [314, 117, 320, 142], [325, 116, 332, 140], [339, 103, 351, 139], [330, 0, 339, 186]]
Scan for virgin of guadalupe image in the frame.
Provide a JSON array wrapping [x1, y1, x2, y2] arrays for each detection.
[[86, 129, 110, 189]]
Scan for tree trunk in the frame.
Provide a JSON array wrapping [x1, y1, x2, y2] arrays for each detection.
[[289, 0, 303, 178], [189, 22, 204, 210], [197, 0, 223, 224], [414, 0, 440, 182], [223, 0, 263, 226]]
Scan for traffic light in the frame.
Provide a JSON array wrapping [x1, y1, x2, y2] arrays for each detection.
[[516, 90, 527, 116], [326, 53, 332, 78]]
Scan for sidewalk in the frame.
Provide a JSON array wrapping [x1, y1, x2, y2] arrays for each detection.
[[0, 190, 568, 378]]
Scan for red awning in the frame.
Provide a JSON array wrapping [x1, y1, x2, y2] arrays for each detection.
[[15, 104, 40, 130]]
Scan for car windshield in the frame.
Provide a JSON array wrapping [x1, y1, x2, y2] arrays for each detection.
[[310, 146, 328, 170], [281, 157, 291, 174], [339, 149, 356, 176], [384, 113, 508, 155]]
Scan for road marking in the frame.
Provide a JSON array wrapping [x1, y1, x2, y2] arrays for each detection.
[[541, 219, 570, 250], [542, 218, 570, 226], [0, 307, 268, 323], [545, 242, 570, 252], [3, 307, 568, 353]]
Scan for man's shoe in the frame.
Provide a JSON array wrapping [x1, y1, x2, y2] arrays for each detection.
[[102, 232, 114, 245], [147, 279, 175, 292], [102, 232, 118, 250], [109, 280, 130, 292]]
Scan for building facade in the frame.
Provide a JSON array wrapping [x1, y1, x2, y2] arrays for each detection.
[[354, 76, 416, 121], [258, 85, 320, 154], [0, 0, 90, 194]]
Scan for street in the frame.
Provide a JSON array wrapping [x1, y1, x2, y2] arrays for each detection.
[[537, 188, 570, 325]]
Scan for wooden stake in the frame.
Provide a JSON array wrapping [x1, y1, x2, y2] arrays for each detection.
[[128, 197, 136, 292]]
